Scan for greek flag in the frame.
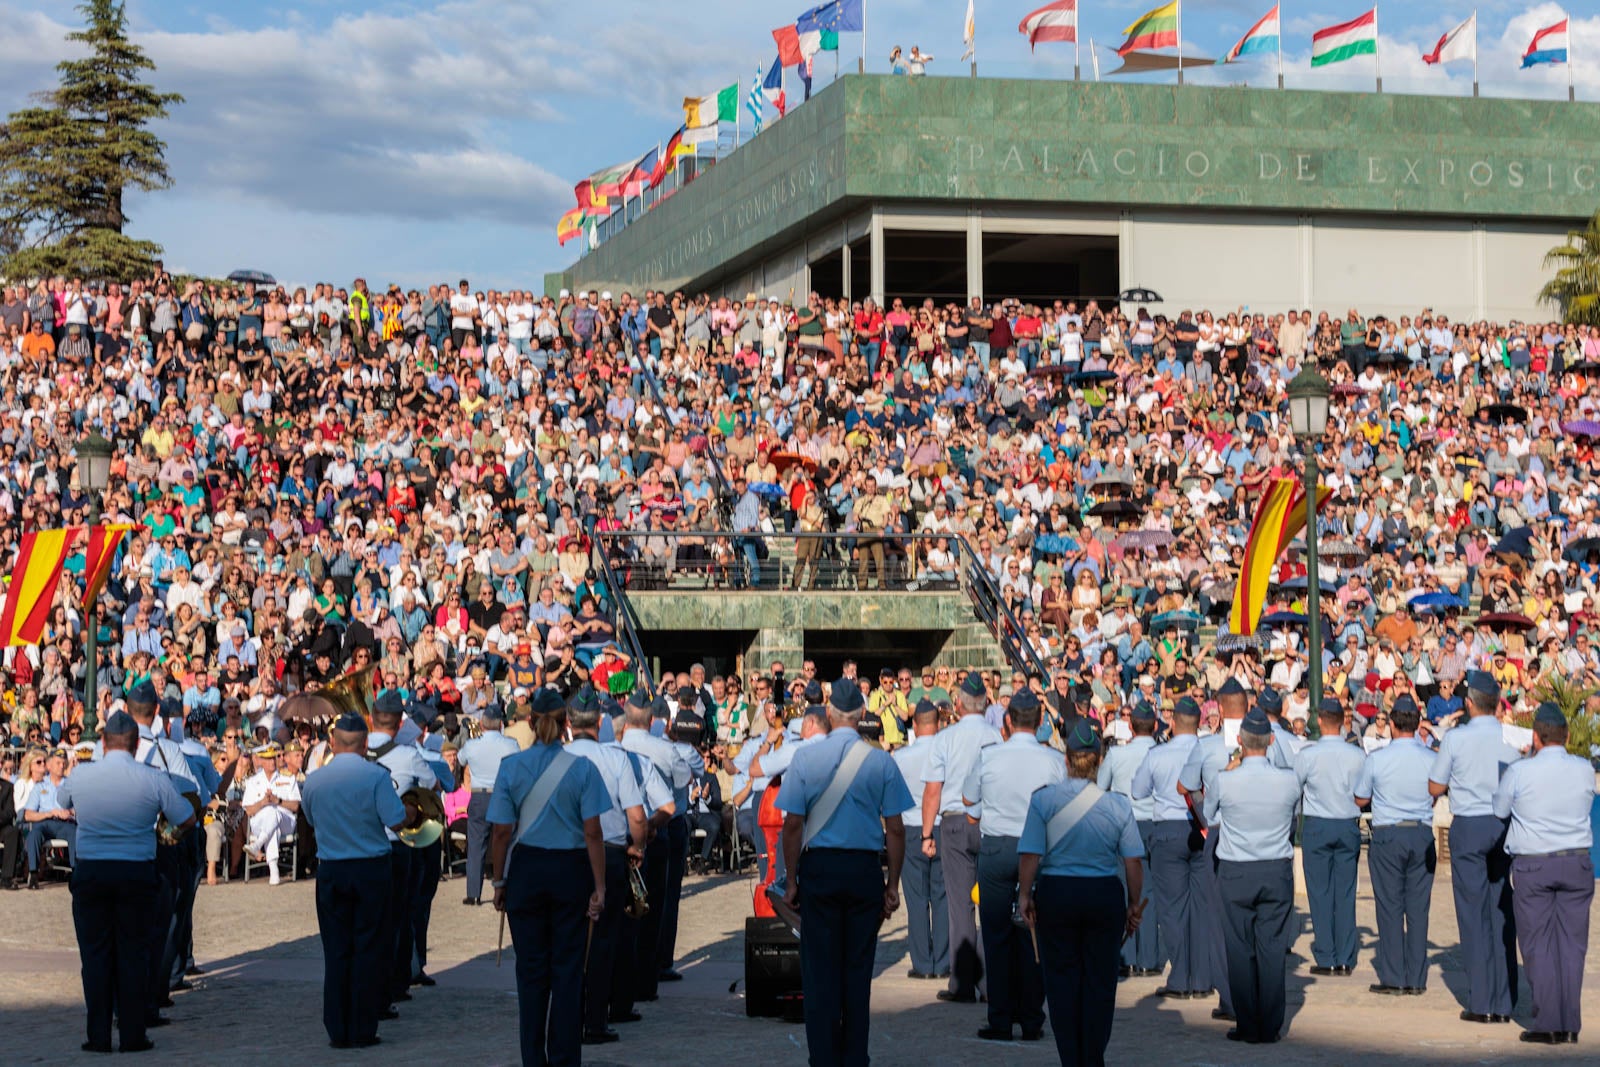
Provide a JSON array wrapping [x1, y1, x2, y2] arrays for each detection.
[[746, 67, 765, 135]]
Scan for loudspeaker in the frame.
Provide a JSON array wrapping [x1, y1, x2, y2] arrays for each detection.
[[744, 916, 802, 1019]]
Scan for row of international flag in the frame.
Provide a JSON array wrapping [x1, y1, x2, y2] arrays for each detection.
[[557, 0, 859, 246], [1014, 2, 1578, 75], [0, 526, 131, 648]]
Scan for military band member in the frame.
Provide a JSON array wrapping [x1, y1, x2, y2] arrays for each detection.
[[368, 689, 438, 1013], [964, 688, 1063, 1041], [242, 743, 300, 886], [489, 687, 611, 1067], [299, 705, 407, 1049], [1133, 696, 1211, 1000], [1295, 697, 1366, 976], [1175, 694, 1235, 1023], [618, 689, 690, 1005], [1353, 694, 1437, 996], [777, 679, 912, 1066], [659, 711, 707, 984], [1428, 670, 1521, 1024], [1206, 708, 1301, 1045], [1100, 701, 1162, 978], [458, 703, 520, 906], [893, 698, 950, 980], [1019, 720, 1145, 1067], [921, 672, 1002, 1003], [565, 686, 649, 1046], [62, 711, 195, 1054], [1495, 703, 1596, 1045], [609, 699, 675, 1029]]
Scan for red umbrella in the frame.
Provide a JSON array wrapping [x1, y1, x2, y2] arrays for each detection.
[[1477, 612, 1535, 632], [770, 451, 817, 475]]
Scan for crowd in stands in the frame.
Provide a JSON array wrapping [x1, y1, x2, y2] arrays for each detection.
[[4, 266, 1600, 887]]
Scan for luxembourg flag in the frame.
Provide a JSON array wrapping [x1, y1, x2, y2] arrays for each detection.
[[1522, 17, 1569, 67], [1221, 4, 1279, 64]]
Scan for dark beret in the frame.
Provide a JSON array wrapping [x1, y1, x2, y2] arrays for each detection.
[[1318, 697, 1344, 717], [1066, 720, 1102, 753], [102, 710, 138, 736], [1255, 686, 1283, 714], [1217, 678, 1247, 697], [531, 688, 566, 715], [1173, 696, 1201, 719], [1465, 670, 1501, 702], [1129, 702, 1156, 722], [568, 687, 602, 715], [960, 672, 987, 699], [374, 690, 408, 717], [1240, 707, 1274, 739], [803, 680, 825, 705], [914, 698, 938, 717], [128, 680, 159, 708], [333, 711, 368, 733], [829, 678, 865, 714], [1008, 688, 1040, 713], [625, 689, 653, 711], [1389, 694, 1418, 715], [1533, 702, 1567, 728], [481, 703, 505, 724]]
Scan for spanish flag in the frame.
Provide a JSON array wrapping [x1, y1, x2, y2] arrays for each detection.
[[0, 528, 75, 647], [557, 208, 588, 246], [1228, 478, 1335, 636], [83, 524, 133, 605]]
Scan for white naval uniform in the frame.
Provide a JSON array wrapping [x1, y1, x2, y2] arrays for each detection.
[[243, 770, 301, 881]]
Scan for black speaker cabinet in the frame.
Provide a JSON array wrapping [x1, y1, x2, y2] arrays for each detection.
[[745, 916, 803, 1019]]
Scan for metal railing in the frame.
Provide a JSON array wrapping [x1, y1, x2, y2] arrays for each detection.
[[584, 520, 655, 697], [593, 528, 1052, 680]]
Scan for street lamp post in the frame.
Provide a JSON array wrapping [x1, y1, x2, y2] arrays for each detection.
[[1286, 368, 1331, 719], [76, 432, 113, 739]]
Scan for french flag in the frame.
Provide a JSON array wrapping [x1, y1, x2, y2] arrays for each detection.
[[1522, 18, 1568, 68]]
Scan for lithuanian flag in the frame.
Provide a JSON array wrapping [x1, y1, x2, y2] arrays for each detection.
[[1118, 1, 1179, 55]]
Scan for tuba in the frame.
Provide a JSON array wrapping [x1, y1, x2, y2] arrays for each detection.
[[398, 784, 447, 849], [318, 663, 377, 724], [626, 863, 650, 919]]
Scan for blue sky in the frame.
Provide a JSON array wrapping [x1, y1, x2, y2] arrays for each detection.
[[0, 1, 1595, 290]]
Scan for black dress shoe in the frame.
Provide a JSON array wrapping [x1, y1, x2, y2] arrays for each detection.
[[1309, 965, 1336, 976], [1332, 965, 1354, 976], [582, 1029, 621, 1045], [907, 970, 931, 979], [1226, 1029, 1255, 1043], [413, 972, 436, 987], [1520, 1031, 1559, 1044], [637, 993, 658, 1002], [658, 969, 684, 982], [81, 1041, 113, 1054], [1561, 1032, 1579, 1043], [185, 965, 206, 977], [1132, 967, 1164, 977], [328, 1040, 352, 1050], [1459, 1010, 1508, 1024], [1369, 984, 1406, 995], [1155, 987, 1202, 999], [936, 970, 952, 979], [609, 1011, 642, 1024], [120, 1038, 156, 1053], [1020, 1029, 1043, 1041], [355, 1037, 382, 1048], [976, 1027, 1013, 1041], [379, 1007, 399, 1021], [1402, 987, 1425, 995], [156, 996, 174, 1009], [144, 1016, 170, 1029], [937, 990, 977, 1003], [462, 897, 479, 906], [394, 990, 412, 1002], [1118, 965, 1133, 978], [1212, 1009, 1235, 1021]]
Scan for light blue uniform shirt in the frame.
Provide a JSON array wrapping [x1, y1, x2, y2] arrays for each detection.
[[1206, 756, 1301, 863], [135, 727, 199, 796], [1019, 778, 1143, 878], [892, 733, 940, 828], [568, 737, 644, 845], [750, 730, 810, 782], [1132, 733, 1199, 822], [1177, 733, 1230, 827], [180, 739, 220, 806], [300, 752, 407, 861], [1100, 735, 1157, 823], [25, 776, 67, 815], [489, 742, 612, 850], [617, 746, 673, 816], [460, 731, 520, 791], [1493, 745, 1597, 855], [963, 734, 1065, 838], [57, 751, 193, 862], [369, 730, 438, 841], [1268, 721, 1308, 770], [775, 727, 913, 851], [732, 739, 772, 802], [1429, 714, 1521, 818], [621, 729, 692, 813], [1295, 736, 1367, 820], [922, 714, 1003, 817], [1354, 736, 1437, 826]]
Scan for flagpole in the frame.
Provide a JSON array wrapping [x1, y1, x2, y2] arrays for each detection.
[[1075, 26, 1081, 81], [1177, 0, 1185, 86], [861, 0, 868, 73], [1470, 10, 1479, 97], [1569, 8, 1577, 102], [1374, 5, 1382, 94], [1277, 6, 1285, 89], [735, 75, 741, 150]]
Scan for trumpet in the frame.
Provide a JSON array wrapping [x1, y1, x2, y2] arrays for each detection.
[[460, 715, 483, 740], [158, 792, 203, 845], [626, 863, 650, 919]]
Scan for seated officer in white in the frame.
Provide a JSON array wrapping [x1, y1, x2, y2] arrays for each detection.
[[60, 711, 195, 1055], [1204, 708, 1301, 1046], [777, 678, 913, 1067], [242, 742, 300, 885], [1494, 702, 1596, 1045]]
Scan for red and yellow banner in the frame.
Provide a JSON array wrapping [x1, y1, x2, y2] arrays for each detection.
[[83, 524, 133, 606], [1229, 478, 1332, 637], [0, 528, 74, 647]]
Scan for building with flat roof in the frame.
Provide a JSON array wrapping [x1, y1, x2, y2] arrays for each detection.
[[552, 75, 1600, 321]]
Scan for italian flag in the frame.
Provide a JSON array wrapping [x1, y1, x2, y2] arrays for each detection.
[[1311, 8, 1376, 67]]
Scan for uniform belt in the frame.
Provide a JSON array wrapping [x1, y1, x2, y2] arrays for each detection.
[[472, 788, 494, 794], [1519, 847, 1589, 860], [1378, 820, 1425, 828], [940, 809, 965, 817], [604, 842, 630, 851]]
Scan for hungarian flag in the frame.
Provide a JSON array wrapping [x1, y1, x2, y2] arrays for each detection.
[[0, 528, 75, 647], [82, 524, 132, 606], [1311, 8, 1377, 68], [1118, 1, 1179, 55]]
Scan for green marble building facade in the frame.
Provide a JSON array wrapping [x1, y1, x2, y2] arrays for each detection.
[[556, 76, 1598, 322]]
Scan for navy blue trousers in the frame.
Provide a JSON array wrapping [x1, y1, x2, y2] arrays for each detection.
[[798, 849, 882, 1067], [385, 843, 418, 1003], [1218, 858, 1295, 1043], [1448, 815, 1517, 1016], [1368, 825, 1435, 990], [1121, 822, 1164, 973], [977, 835, 1045, 1033], [585, 846, 629, 1032], [1148, 820, 1211, 993], [1200, 828, 1232, 1013], [71, 858, 159, 1050], [633, 834, 668, 1002], [411, 836, 442, 976], [939, 817, 985, 997], [1512, 852, 1594, 1035], [315, 855, 389, 1045], [901, 846, 948, 976], [506, 845, 591, 1067], [144, 843, 179, 1023], [1301, 816, 1360, 969], [659, 815, 689, 973], [1036, 875, 1124, 1067], [465, 792, 492, 901]]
